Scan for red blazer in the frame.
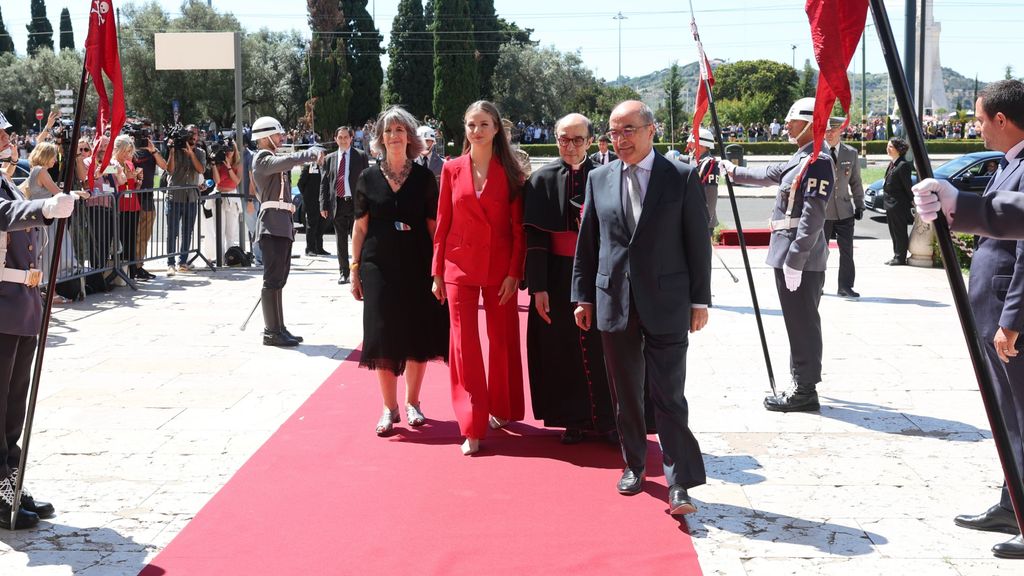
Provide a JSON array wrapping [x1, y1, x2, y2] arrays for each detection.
[[432, 154, 525, 286]]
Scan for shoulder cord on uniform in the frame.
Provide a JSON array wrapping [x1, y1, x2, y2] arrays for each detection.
[[697, 156, 717, 184]]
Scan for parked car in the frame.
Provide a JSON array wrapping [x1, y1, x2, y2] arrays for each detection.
[[291, 185, 305, 230], [864, 151, 1003, 213], [9, 159, 30, 187]]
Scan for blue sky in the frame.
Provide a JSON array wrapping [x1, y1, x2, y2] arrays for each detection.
[[4, 1, 1020, 82]]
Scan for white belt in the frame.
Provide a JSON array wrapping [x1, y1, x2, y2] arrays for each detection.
[[1, 268, 43, 287], [769, 217, 800, 231], [260, 201, 295, 214]]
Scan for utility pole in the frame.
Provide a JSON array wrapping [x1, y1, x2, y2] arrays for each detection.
[[791, 44, 797, 69], [614, 12, 627, 82]]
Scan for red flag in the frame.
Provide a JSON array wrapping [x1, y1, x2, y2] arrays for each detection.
[[84, 0, 126, 188], [688, 17, 714, 153], [804, 0, 868, 162]]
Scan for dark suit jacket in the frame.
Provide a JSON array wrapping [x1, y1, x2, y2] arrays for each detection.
[[432, 154, 525, 287], [572, 152, 712, 334], [319, 147, 369, 216], [968, 148, 1024, 340], [589, 150, 618, 166], [882, 157, 913, 214], [297, 162, 322, 199]]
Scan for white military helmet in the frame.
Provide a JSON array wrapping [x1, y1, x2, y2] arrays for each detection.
[[687, 128, 716, 149], [416, 126, 437, 141], [785, 97, 816, 123], [251, 116, 285, 141]]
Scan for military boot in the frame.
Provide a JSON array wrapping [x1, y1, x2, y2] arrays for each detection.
[[10, 469, 54, 519], [275, 290, 303, 343], [0, 474, 39, 530], [764, 383, 820, 412], [262, 289, 298, 347]]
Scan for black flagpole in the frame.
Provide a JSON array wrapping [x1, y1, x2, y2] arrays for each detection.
[[690, 13, 777, 396], [869, 0, 1024, 534], [8, 57, 91, 529]]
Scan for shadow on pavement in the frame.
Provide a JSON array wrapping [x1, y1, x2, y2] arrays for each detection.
[[820, 397, 990, 441], [0, 521, 155, 575]]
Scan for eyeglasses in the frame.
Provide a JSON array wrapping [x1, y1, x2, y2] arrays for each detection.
[[606, 124, 651, 141], [556, 135, 588, 148]]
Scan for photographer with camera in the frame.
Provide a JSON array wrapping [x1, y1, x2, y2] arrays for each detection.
[[165, 124, 206, 275], [203, 138, 243, 263], [129, 120, 166, 280]]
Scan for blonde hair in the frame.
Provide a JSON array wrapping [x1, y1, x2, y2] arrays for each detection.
[[28, 142, 58, 168], [113, 134, 135, 159]]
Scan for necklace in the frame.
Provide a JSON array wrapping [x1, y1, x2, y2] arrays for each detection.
[[381, 158, 413, 188]]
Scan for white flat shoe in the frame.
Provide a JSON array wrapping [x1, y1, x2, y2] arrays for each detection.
[[461, 438, 480, 455], [488, 415, 509, 430]]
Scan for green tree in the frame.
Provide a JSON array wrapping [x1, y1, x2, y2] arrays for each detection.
[[491, 43, 600, 124], [307, 0, 353, 135], [433, 0, 478, 146], [26, 0, 54, 56], [342, 0, 384, 126], [59, 8, 74, 51], [1006, 65, 1015, 80], [0, 49, 96, 132], [655, 62, 684, 142], [714, 59, 799, 123], [469, 0, 500, 100], [799, 59, 815, 97], [498, 17, 535, 47], [715, 93, 774, 126], [386, 0, 433, 119], [0, 8, 16, 55]]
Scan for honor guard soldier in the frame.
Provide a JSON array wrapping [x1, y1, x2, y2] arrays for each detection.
[[250, 116, 323, 347], [721, 97, 834, 412], [0, 113, 73, 528], [687, 127, 720, 236], [823, 116, 865, 298]]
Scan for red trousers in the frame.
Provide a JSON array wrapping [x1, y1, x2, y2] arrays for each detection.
[[446, 283, 524, 439]]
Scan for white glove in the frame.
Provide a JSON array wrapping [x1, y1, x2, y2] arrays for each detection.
[[719, 159, 737, 175], [912, 178, 958, 223], [783, 264, 802, 292], [41, 193, 76, 219]]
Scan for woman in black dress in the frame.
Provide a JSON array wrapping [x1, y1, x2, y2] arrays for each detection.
[[350, 106, 449, 436], [882, 137, 914, 265]]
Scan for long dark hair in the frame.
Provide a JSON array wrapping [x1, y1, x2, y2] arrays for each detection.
[[461, 100, 526, 201]]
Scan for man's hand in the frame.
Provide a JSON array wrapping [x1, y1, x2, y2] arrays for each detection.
[[574, 303, 593, 331], [783, 264, 802, 292], [719, 159, 737, 176], [533, 291, 552, 324], [690, 307, 708, 333], [42, 193, 76, 219], [912, 178, 958, 223], [320, 209, 328, 219], [995, 327, 1020, 363], [854, 207, 864, 220], [497, 276, 518, 306]]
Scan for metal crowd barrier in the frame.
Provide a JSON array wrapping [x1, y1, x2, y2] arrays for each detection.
[[42, 185, 256, 293]]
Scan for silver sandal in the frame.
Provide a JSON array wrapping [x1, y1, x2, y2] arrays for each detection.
[[375, 407, 400, 436], [406, 403, 426, 427]]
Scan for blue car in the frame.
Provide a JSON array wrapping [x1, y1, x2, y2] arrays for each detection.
[[864, 151, 1004, 213]]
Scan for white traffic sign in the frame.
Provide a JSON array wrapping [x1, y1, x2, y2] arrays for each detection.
[[54, 89, 73, 97], [59, 107, 74, 114], [56, 98, 75, 105]]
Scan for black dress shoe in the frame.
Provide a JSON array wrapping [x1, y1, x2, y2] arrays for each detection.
[[884, 257, 907, 266], [560, 428, 585, 445], [338, 275, 350, 285], [668, 485, 697, 515], [281, 328, 304, 344], [263, 330, 299, 347], [315, 249, 331, 256], [955, 504, 1020, 535], [20, 493, 54, 519], [617, 468, 645, 495], [837, 287, 860, 298], [305, 250, 317, 257], [0, 502, 39, 530], [764, 387, 820, 412], [993, 534, 1024, 559]]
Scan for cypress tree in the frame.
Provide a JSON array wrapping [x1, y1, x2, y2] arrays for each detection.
[[0, 8, 15, 55], [26, 0, 54, 56], [468, 0, 500, 100], [59, 7, 74, 51], [433, 0, 478, 148], [341, 0, 384, 127], [424, 0, 435, 28], [307, 0, 353, 137], [386, 0, 433, 119]]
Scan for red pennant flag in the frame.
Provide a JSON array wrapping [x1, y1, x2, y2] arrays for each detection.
[[84, 0, 126, 188], [805, 0, 868, 162], [688, 17, 714, 153]]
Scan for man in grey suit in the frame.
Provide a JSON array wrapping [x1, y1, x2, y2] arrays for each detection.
[[823, 117, 865, 298], [915, 79, 1024, 560], [721, 97, 834, 413], [572, 100, 712, 515], [319, 126, 369, 284], [589, 134, 618, 166]]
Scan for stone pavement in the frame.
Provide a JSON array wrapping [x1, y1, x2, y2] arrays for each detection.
[[0, 237, 1020, 575]]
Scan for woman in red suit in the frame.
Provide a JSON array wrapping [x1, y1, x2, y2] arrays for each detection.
[[432, 101, 527, 455]]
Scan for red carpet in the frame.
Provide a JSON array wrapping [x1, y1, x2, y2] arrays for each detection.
[[141, 295, 703, 576]]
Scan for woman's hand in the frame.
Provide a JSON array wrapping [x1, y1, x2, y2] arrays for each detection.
[[351, 273, 363, 301], [497, 276, 518, 306], [432, 275, 446, 305]]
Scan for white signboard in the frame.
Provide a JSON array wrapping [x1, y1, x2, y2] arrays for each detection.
[[154, 32, 236, 70]]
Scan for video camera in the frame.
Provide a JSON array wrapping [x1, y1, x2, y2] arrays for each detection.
[[122, 120, 152, 149], [165, 124, 193, 150], [49, 119, 75, 144], [209, 138, 235, 165]]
